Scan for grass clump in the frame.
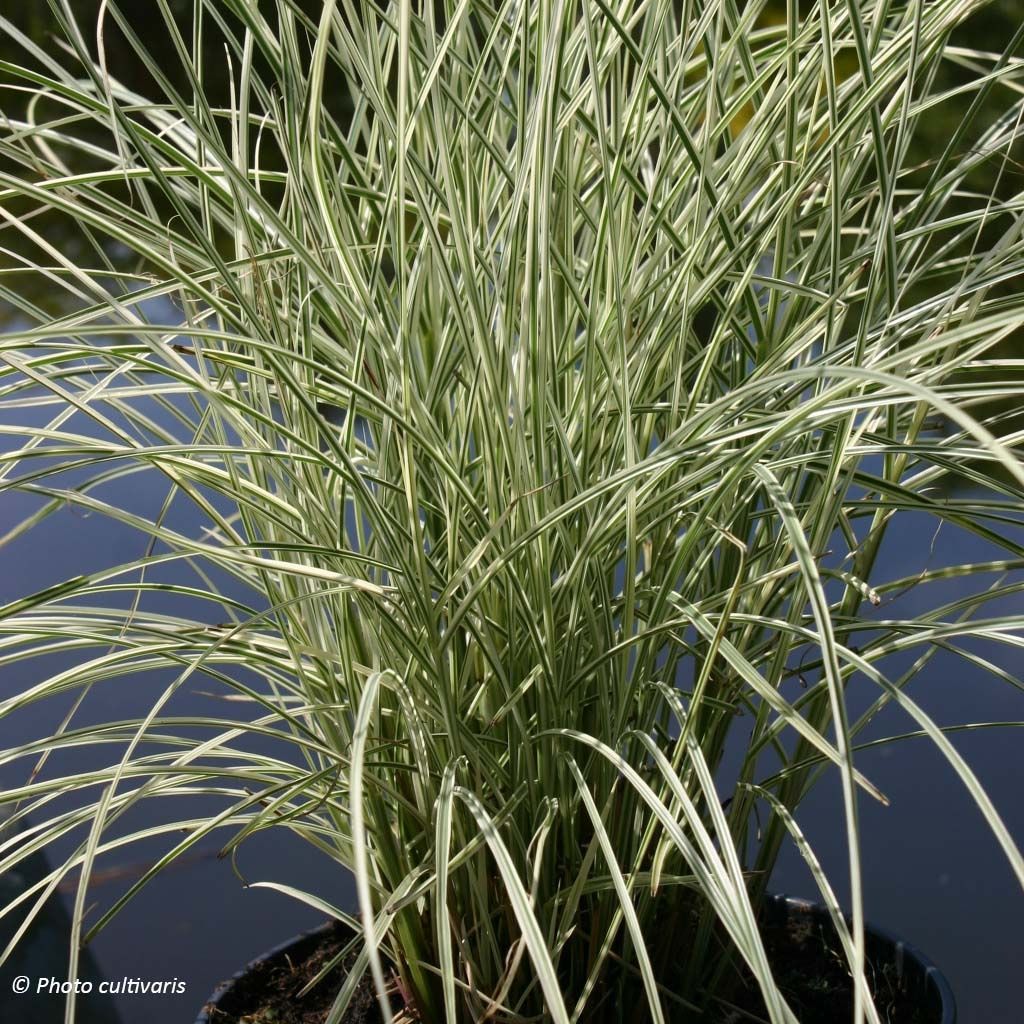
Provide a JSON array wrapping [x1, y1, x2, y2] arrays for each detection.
[[1, 1, 1023, 1022]]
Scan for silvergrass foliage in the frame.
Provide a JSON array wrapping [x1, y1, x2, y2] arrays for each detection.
[[0, 1, 1023, 1022]]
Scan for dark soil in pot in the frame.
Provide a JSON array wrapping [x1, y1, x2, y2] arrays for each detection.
[[198, 897, 953, 1024], [712, 895, 949, 1023], [198, 922, 372, 1024]]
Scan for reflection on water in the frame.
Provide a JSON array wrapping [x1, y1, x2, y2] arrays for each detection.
[[0, 808, 121, 1024]]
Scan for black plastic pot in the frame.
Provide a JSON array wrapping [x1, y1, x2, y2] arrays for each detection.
[[195, 920, 338, 1024], [764, 894, 956, 1024], [195, 895, 956, 1023]]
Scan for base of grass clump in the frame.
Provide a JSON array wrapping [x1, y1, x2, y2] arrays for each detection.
[[199, 902, 950, 1024]]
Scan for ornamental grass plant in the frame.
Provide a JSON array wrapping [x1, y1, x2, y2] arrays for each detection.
[[1, 1, 1023, 1022]]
